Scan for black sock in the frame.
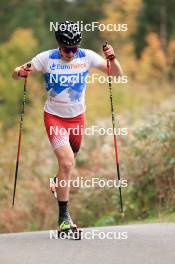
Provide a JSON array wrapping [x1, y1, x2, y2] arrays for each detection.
[[58, 201, 68, 222]]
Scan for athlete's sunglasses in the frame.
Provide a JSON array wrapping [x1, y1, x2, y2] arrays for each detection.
[[62, 46, 78, 54]]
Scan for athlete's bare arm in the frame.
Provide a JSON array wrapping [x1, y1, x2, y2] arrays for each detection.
[[99, 44, 123, 77], [99, 59, 123, 77]]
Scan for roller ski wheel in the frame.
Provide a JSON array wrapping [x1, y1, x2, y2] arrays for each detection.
[[58, 222, 82, 240]]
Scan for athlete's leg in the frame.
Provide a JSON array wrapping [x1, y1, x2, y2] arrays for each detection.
[[69, 113, 85, 154], [54, 144, 77, 228], [44, 111, 77, 227], [54, 144, 75, 201]]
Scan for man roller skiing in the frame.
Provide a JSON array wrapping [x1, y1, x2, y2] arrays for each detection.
[[12, 21, 123, 238]]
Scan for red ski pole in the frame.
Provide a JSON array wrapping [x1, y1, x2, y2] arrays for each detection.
[[103, 42, 124, 215], [12, 63, 31, 207]]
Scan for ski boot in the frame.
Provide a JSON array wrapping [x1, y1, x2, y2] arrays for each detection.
[[58, 213, 82, 240]]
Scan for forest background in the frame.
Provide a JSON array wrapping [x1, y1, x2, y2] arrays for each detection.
[[0, 0, 175, 232]]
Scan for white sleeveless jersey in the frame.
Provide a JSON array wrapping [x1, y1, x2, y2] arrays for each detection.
[[31, 48, 104, 117]]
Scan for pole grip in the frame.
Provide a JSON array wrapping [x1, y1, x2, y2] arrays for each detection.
[[103, 41, 115, 60], [25, 63, 31, 72]]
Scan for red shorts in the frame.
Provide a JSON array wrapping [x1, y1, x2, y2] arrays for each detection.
[[44, 111, 85, 153]]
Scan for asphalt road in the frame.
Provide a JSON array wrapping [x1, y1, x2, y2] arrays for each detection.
[[0, 224, 174, 264]]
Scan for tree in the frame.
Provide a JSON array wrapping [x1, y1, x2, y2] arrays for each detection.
[[134, 0, 175, 56]]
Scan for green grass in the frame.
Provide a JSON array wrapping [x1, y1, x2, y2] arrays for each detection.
[[126, 212, 175, 225]]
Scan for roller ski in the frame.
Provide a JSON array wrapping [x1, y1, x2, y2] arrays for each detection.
[[58, 212, 82, 240]]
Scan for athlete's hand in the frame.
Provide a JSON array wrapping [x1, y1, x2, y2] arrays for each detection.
[[103, 44, 116, 61], [18, 65, 31, 78]]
